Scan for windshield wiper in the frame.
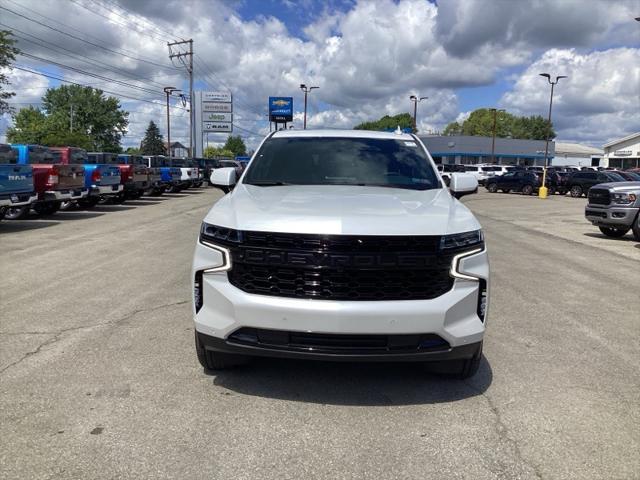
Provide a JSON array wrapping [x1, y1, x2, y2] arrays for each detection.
[[245, 181, 291, 186]]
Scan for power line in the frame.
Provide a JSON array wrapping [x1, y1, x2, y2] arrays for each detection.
[[2, 24, 169, 90], [0, 3, 180, 72], [67, 0, 169, 43], [19, 51, 167, 99], [95, 0, 185, 41], [12, 65, 186, 110]]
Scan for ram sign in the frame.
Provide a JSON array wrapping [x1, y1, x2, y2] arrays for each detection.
[[203, 122, 233, 133], [269, 97, 293, 123]]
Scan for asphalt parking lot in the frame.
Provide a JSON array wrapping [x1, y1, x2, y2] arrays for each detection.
[[1, 189, 638, 480]]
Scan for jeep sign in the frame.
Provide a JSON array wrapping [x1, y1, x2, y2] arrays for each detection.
[[203, 112, 233, 122]]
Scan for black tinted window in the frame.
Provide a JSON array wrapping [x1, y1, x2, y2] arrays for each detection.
[[244, 137, 440, 190]]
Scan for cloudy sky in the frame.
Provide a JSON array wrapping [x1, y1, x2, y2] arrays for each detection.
[[0, 0, 638, 150]]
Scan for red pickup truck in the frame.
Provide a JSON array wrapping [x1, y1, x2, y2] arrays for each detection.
[[5, 144, 88, 219]]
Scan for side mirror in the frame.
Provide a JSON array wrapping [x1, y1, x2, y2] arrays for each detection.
[[210, 167, 237, 187], [450, 173, 478, 199]]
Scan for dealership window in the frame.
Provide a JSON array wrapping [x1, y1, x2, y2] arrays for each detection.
[[609, 158, 623, 168], [622, 158, 639, 169]]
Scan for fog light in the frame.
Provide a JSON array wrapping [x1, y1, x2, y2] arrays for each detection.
[[477, 280, 488, 322], [194, 271, 203, 313], [612, 212, 625, 218]]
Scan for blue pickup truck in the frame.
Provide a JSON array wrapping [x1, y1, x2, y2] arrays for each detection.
[[49, 147, 122, 209], [0, 144, 37, 221], [145, 156, 181, 194]]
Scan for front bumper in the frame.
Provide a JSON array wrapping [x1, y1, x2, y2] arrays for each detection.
[[0, 191, 38, 208], [193, 244, 489, 357], [197, 330, 482, 362], [585, 205, 639, 228]]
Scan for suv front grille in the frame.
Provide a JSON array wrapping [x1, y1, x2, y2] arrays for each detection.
[[203, 228, 458, 301], [228, 328, 450, 354], [588, 188, 610, 205]]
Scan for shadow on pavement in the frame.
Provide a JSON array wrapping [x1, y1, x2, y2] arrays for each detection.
[[583, 232, 635, 242], [55, 212, 105, 220], [213, 356, 492, 406], [160, 193, 189, 198], [93, 205, 137, 211], [0, 220, 60, 232]]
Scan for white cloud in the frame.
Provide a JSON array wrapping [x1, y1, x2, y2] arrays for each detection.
[[500, 48, 640, 145], [1, 0, 638, 150]]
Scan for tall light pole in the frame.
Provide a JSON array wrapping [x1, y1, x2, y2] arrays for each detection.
[[490, 108, 505, 164], [300, 83, 319, 129], [164, 86, 181, 161], [538, 73, 567, 198], [409, 95, 428, 132]]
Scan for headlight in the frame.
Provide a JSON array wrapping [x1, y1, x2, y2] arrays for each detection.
[[440, 230, 484, 252], [611, 193, 636, 205], [199, 222, 233, 272], [442, 230, 485, 281]]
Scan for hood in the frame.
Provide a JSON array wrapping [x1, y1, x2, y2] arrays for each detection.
[[204, 184, 480, 236], [594, 181, 640, 192]]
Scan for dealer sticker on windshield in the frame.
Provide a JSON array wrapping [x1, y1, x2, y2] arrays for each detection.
[[404, 141, 417, 147]]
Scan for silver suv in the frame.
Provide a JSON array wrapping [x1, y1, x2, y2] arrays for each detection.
[[193, 130, 489, 378]]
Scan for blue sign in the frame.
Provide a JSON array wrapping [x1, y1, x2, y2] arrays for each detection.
[[269, 97, 293, 122]]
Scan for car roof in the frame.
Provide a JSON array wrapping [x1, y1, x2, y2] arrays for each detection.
[[270, 129, 416, 141]]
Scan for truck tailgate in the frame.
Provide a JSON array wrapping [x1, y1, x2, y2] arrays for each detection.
[[133, 165, 148, 184], [98, 165, 121, 186], [0, 164, 33, 194], [56, 164, 86, 190]]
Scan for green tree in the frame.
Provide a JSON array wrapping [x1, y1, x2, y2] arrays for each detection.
[[6, 106, 48, 144], [354, 113, 415, 132], [125, 147, 141, 154], [140, 121, 166, 155], [442, 108, 554, 140], [223, 135, 247, 157], [0, 30, 19, 114], [41, 131, 93, 150], [443, 121, 462, 136], [42, 85, 128, 152], [203, 146, 234, 158]]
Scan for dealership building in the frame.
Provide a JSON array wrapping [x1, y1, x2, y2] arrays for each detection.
[[600, 132, 640, 169], [419, 135, 553, 166]]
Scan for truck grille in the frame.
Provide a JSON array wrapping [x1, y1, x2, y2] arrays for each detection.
[[203, 227, 456, 301], [588, 188, 610, 205]]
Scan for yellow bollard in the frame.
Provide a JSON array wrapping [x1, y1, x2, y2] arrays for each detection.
[[539, 186, 548, 199]]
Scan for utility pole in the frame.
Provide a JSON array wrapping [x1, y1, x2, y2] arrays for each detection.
[[168, 39, 194, 156], [300, 84, 319, 129], [164, 87, 180, 161], [409, 95, 427, 132], [538, 73, 567, 198], [489, 108, 505, 164], [69, 104, 74, 132]]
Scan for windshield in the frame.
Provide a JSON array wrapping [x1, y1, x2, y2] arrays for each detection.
[[243, 137, 440, 190]]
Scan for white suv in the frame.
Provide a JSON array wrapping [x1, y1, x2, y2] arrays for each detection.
[[193, 130, 489, 378]]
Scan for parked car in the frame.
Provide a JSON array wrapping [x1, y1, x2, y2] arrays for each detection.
[[463, 165, 495, 185], [0, 144, 37, 222], [117, 154, 158, 197], [88, 152, 132, 203], [196, 129, 488, 379], [145, 156, 182, 193], [611, 170, 640, 182], [436, 164, 465, 186], [6, 144, 88, 218], [50, 147, 122, 209], [565, 171, 626, 197], [585, 182, 640, 240], [170, 158, 199, 189], [485, 170, 553, 195]]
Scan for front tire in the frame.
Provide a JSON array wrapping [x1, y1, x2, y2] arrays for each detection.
[[487, 183, 498, 193], [632, 214, 640, 241], [4, 205, 30, 220], [599, 226, 630, 238], [570, 185, 583, 197], [195, 331, 250, 371], [522, 184, 534, 196]]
